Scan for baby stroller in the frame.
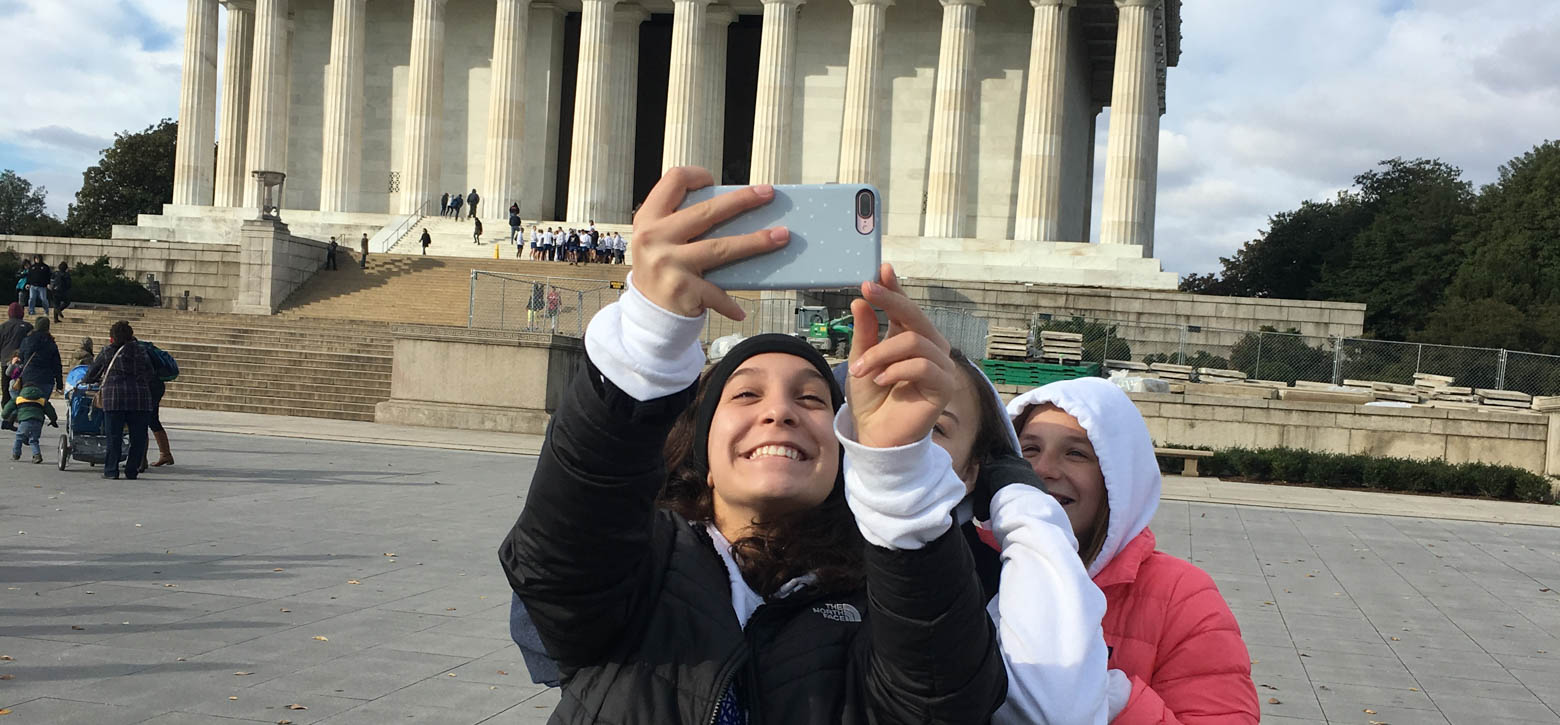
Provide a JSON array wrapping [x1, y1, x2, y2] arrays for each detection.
[[57, 365, 122, 470]]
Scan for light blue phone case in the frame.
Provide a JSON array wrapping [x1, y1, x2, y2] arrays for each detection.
[[679, 184, 882, 290]]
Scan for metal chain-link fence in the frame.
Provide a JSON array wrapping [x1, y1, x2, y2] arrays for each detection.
[[1029, 312, 1560, 395], [467, 272, 620, 337]]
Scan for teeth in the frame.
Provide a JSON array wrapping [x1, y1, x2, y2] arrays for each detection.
[[749, 445, 801, 461]]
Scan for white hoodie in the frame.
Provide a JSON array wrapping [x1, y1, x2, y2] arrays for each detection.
[[1005, 377, 1162, 579]]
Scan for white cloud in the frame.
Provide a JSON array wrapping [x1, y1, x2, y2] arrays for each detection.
[[0, 0, 185, 215], [1152, 0, 1560, 277]]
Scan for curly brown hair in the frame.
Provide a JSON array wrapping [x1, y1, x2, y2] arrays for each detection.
[[658, 371, 865, 599]]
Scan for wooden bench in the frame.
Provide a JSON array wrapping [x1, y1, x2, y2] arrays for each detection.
[[1155, 447, 1214, 477]]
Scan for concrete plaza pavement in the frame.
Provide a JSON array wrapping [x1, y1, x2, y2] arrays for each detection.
[[0, 411, 1556, 724]]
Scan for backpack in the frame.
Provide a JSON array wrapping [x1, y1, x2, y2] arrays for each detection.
[[142, 341, 179, 382]]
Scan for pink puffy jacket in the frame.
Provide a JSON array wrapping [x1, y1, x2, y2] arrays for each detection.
[[1096, 528, 1259, 724]]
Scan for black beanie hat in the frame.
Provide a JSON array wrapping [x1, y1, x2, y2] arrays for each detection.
[[691, 334, 845, 468]]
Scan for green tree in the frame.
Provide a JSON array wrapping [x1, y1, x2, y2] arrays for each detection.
[[1311, 158, 1475, 340], [65, 119, 178, 239], [0, 169, 70, 236], [1421, 141, 1560, 353], [1181, 195, 1370, 300]]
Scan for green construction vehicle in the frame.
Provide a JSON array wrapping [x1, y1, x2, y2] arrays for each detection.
[[806, 314, 854, 358]]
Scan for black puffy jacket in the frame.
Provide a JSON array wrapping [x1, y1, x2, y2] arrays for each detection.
[[499, 362, 1006, 724]]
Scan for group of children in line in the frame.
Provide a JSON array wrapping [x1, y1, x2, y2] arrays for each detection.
[[518, 222, 627, 265], [499, 170, 1258, 724]]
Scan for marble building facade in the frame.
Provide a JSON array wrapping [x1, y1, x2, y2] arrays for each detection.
[[170, 0, 1181, 282]]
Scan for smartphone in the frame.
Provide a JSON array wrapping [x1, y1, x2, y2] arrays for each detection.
[[678, 183, 882, 290]]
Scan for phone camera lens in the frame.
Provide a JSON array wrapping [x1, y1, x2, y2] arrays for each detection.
[[856, 190, 875, 218]]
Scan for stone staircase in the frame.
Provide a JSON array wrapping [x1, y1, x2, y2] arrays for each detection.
[[277, 253, 630, 327], [390, 214, 632, 259], [46, 307, 394, 422]]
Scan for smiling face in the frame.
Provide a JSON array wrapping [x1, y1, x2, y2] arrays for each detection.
[[1017, 404, 1108, 549], [704, 353, 840, 538]]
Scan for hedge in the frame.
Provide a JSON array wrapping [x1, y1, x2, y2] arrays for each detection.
[[2, 250, 155, 307], [1157, 445, 1555, 504]]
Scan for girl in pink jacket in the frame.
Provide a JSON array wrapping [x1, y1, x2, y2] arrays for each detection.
[[1006, 378, 1259, 724]]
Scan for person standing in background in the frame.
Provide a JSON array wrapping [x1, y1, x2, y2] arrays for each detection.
[[50, 261, 71, 322], [467, 189, 481, 220], [360, 233, 370, 269]]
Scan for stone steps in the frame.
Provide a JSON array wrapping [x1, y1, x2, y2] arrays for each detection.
[[35, 305, 395, 422], [276, 253, 628, 326]]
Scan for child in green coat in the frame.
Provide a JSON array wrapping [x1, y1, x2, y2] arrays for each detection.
[[4, 381, 58, 463]]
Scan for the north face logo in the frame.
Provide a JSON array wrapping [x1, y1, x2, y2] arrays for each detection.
[[812, 603, 862, 623]]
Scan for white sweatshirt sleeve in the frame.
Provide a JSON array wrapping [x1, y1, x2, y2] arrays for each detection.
[[833, 404, 967, 550], [986, 484, 1113, 725], [582, 272, 707, 402]]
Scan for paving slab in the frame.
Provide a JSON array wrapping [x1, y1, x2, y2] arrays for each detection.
[[4, 429, 1559, 724]]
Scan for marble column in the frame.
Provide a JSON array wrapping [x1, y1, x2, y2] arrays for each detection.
[[836, 0, 890, 185], [1013, 0, 1073, 241], [701, 5, 735, 180], [661, 0, 713, 172], [173, 0, 219, 207], [484, 0, 531, 215], [610, 4, 648, 221], [319, 0, 366, 213], [214, 1, 254, 207], [748, 0, 802, 185], [566, 0, 622, 223], [400, 0, 448, 215], [922, 0, 981, 238], [1100, 0, 1160, 254], [242, 0, 289, 209]]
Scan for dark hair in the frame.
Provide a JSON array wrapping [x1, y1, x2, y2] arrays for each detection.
[[658, 371, 865, 599], [1012, 401, 1111, 567], [109, 320, 135, 345], [949, 349, 1017, 481]]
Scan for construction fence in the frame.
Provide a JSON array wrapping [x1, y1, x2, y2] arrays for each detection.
[[1028, 312, 1560, 397], [467, 272, 989, 358]]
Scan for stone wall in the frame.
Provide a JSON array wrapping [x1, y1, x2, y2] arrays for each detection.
[[233, 221, 330, 315], [816, 277, 1368, 348], [375, 325, 585, 434], [1, 234, 240, 312], [1126, 392, 1558, 477]]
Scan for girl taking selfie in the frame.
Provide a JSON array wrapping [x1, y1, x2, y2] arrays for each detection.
[[499, 168, 1005, 724]]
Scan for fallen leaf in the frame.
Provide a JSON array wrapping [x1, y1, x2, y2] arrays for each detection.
[[0, 708, 10, 715], [1541, 588, 1551, 593], [70, 625, 85, 631], [272, 568, 284, 572], [163, 583, 177, 588], [286, 704, 308, 710], [234, 671, 253, 676], [384, 553, 396, 557], [312, 636, 328, 641], [1390, 636, 1400, 641], [228, 696, 238, 701], [0, 656, 11, 661], [347, 580, 361, 585], [1259, 684, 1277, 690], [177, 658, 187, 661], [1267, 697, 1280, 704], [0, 675, 13, 680], [278, 721, 292, 725], [445, 608, 457, 611], [279, 608, 291, 613], [1364, 709, 1377, 715], [446, 673, 457, 677], [1409, 688, 1418, 692]]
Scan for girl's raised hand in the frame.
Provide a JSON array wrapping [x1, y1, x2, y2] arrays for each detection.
[[845, 264, 955, 449], [630, 167, 788, 320]]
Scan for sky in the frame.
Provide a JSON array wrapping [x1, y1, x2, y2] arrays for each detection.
[[1, 0, 1558, 278]]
